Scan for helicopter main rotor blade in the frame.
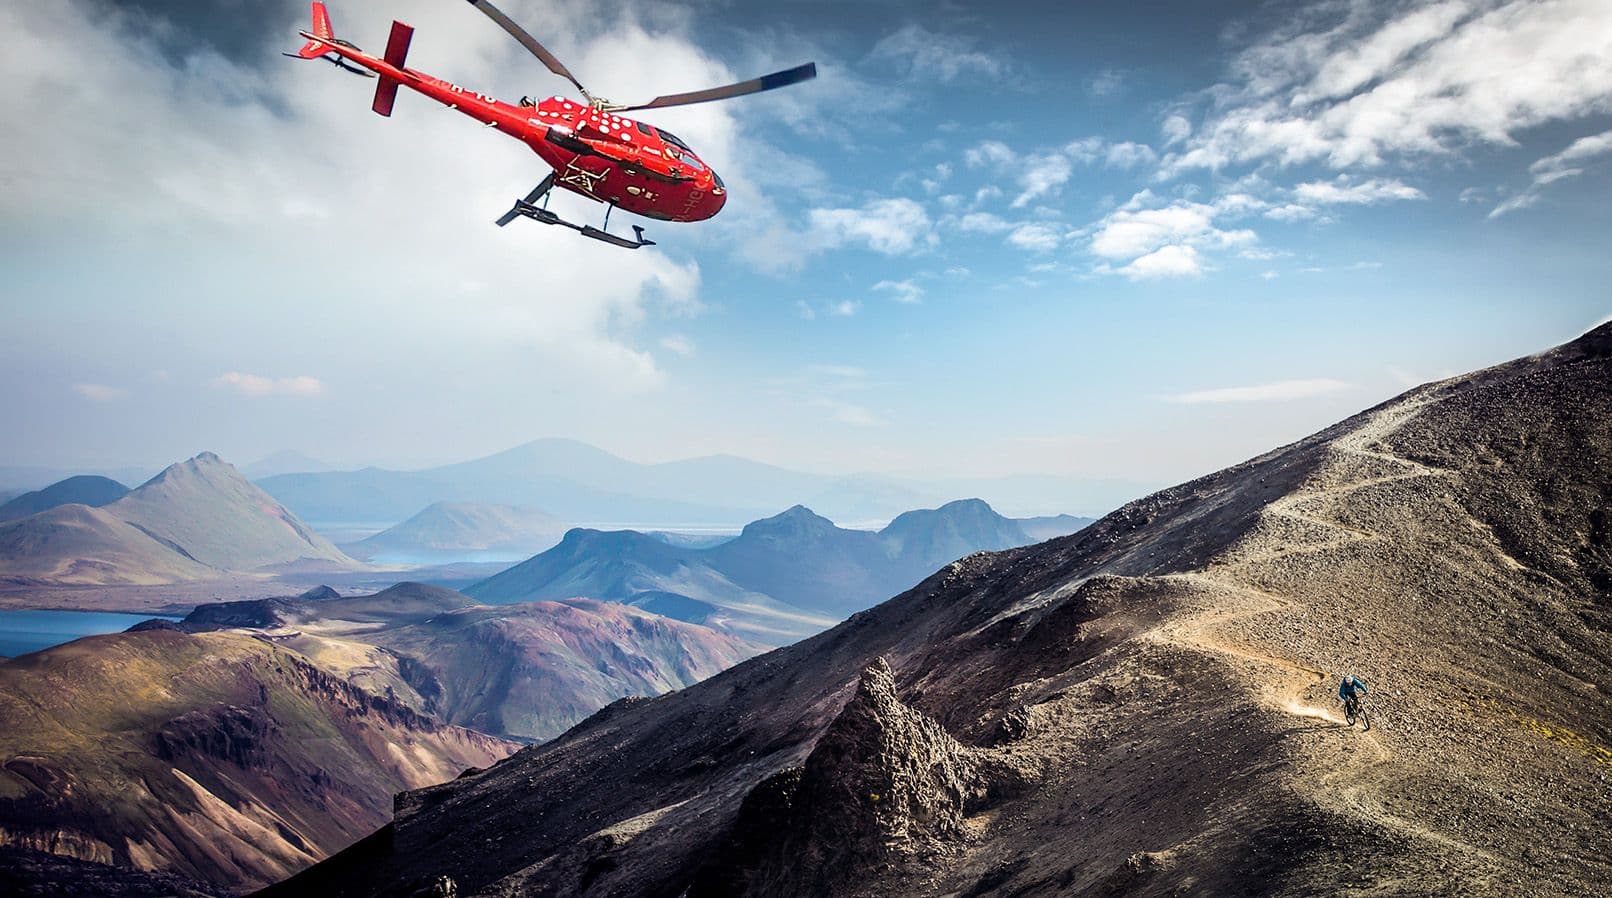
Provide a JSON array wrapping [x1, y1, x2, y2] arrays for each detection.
[[463, 0, 590, 99], [617, 62, 817, 112]]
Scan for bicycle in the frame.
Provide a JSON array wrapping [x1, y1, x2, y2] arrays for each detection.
[[1343, 694, 1371, 731]]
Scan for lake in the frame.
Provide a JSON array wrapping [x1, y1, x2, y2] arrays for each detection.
[[0, 610, 182, 659]]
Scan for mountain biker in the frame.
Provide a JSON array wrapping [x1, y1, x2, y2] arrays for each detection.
[[1339, 674, 1369, 716]]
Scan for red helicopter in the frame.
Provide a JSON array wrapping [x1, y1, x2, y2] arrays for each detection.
[[288, 1, 816, 248]]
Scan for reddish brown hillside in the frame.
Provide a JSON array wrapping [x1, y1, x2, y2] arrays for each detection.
[[0, 630, 512, 892]]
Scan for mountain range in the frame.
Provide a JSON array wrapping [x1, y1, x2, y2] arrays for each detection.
[[254, 439, 1133, 529], [0, 454, 355, 586], [343, 502, 570, 563], [0, 476, 129, 523], [239, 450, 334, 480], [465, 499, 1084, 644], [264, 325, 1612, 898]]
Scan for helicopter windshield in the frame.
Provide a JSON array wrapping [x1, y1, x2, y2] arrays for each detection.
[[655, 127, 691, 151], [665, 145, 706, 172]]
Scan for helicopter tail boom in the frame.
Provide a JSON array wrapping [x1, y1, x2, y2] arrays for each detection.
[[371, 21, 415, 117]]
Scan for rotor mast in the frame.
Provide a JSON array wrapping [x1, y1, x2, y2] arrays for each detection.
[[463, 0, 815, 115]]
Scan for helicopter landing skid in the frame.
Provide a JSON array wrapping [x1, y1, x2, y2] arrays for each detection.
[[496, 176, 656, 249]]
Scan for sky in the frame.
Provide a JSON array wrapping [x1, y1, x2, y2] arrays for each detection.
[[2, 0, 1610, 508]]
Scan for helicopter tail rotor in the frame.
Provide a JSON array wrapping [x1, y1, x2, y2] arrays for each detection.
[[284, 3, 377, 77], [290, 2, 336, 58]]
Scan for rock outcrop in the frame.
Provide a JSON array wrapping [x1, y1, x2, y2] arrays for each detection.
[[691, 658, 991, 897]]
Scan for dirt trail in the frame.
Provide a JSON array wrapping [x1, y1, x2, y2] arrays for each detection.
[[1156, 397, 1445, 716], [1139, 399, 1471, 847]]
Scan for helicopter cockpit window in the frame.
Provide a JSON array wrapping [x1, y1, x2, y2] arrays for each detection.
[[665, 144, 706, 172], [655, 127, 691, 151], [635, 121, 655, 137]]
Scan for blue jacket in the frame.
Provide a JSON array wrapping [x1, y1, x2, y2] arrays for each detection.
[[1339, 678, 1369, 700]]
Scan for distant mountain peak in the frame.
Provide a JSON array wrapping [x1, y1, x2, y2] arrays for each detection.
[[144, 451, 234, 487], [0, 474, 130, 523], [935, 497, 995, 514], [774, 504, 830, 522], [739, 505, 838, 540]]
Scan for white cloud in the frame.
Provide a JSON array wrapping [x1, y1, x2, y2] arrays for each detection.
[[1492, 128, 1612, 217], [1163, 0, 1612, 174], [965, 140, 1017, 169], [965, 138, 1115, 207], [807, 198, 934, 255], [1105, 142, 1158, 169], [873, 279, 924, 304], [1265, 203, 1321, 222], [73, 383, 127, 402], [1531, 129, 1612, 178], [869, 24, 1007, 82], [1086, 69, 1125, 97], [1293, 177, 1425, 204], [955, 211, 1014, 234], [1487, 192, 1540, 219], [1006, 223, 1063, 253], [1065, 138, 1106, 165], [809, 397, 884, 427], [215, 372, 325, 398], [1121, 245, 1204, 280], [1167, 378, 1353, 403], [1090, 201, 1255, 261], [828, 300, 861, 317], [660, 334, 696, 357], [1012, 153, 1073, 207], [1161, 114, 1193, 146]]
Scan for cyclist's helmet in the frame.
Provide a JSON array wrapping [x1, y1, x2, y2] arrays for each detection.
[[1343, 674, 1355, 684]]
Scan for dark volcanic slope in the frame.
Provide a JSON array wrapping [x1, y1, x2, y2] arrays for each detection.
[[0, 847, 217, 898], [0, 630, 513, 892], [262, 325, 1612, 898]]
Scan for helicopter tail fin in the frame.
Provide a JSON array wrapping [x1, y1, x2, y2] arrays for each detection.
[[372, 21, 414, 117], [292, 2, 335, 59]]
